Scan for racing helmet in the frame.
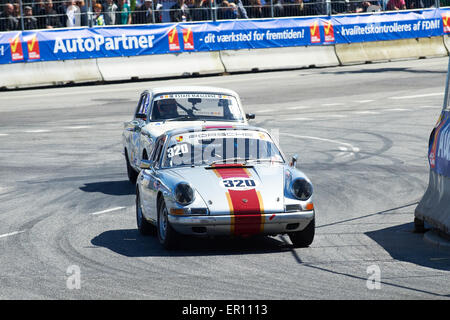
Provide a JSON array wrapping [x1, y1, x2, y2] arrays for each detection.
[[156, 99, 178, 119]]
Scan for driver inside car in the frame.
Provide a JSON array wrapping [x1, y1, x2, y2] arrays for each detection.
[[154, 99, 179, 119]]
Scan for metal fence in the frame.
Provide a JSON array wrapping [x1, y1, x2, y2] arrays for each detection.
[[0, 0, 444, 32]]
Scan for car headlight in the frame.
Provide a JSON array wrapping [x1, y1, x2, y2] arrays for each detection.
[[174, 182, 195, 206], [291, 178, 313, 201]]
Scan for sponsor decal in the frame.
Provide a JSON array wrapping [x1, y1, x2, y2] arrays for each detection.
[[182, 27, 194, 50], [429, 114, 446, 168], [310, 21, 321, 43], [213, 165, 264, 236], [168, 27, 180, 51], [443, 13, 450, 33], [175, 135, 183, 142], [26, 34, 40, 59], [324, 21, 335, 42], [9, 34, 24, 61]]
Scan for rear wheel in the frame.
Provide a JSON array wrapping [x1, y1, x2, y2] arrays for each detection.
[[157, 197, 180, 250], [289, 218, 315, 248], [125, 149, 139, 184]]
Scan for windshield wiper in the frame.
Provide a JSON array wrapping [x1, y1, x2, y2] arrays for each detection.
[[164, 116, 198, 122], [209, 157, 248, 166], [246, 158, 284, 164]]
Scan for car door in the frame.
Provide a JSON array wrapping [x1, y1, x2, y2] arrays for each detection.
[[140, 137, 165, 222]]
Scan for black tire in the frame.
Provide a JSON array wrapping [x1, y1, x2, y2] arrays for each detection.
[[414, 217, 426, 233], [289, 218, 315, 248], [157, 197, 179, 250], [125, 149, 139, 184], [136, 190, 155, 236]]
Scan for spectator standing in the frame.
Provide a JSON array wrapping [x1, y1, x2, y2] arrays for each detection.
[[229, 0, 248, 18], [103, 0, 118, 25], [0, 3, 18, 31], [117, 0, 132, 24], [66, 0, 81, 27], [93, 3, 105, 25], [23, 6, 38, 29], [76, 0, 88, 26], [134, 0, 161, 23], [246, 0, 263, 18], [190, 0, 211, 21], [386, 0, 406, 9], [38, 0, 63, 28], [170, 0, 191, 22]]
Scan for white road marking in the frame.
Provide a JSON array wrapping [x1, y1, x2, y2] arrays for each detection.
[[322, 114, 347, 118], [287, 106, 310, 110], [355, 100, 375, 103], [63, 126, 91, 130], [389, 92, 443, 100], [322, 103, 345, 106], [385, 108, 408, 112], [282, 133, 360, 154], [90, 206, 126, 216], [419, 105, 442, 109], [352, 111, 380, 115], [25, 129, 51, 133], [0, 133, 9, 136], [0, 230, 26, 239]]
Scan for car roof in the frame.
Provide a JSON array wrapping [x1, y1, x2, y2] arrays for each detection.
[[164, 124, 269, 139], [149, 86, 240, 97]]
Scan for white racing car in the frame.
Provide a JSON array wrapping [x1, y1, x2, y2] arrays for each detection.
[[122, 86, 255, 183], [135, 125, 315, 250]]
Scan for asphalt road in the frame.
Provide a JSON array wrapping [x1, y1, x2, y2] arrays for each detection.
[[0, 57, 449, 300]]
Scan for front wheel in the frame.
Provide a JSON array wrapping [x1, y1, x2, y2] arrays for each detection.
[[288, 218, 315, 248], [157, 197, 180, 250], [136, 190, 155, 236]]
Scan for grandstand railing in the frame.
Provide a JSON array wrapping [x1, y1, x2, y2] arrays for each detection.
[[0, 0, 445, 32]]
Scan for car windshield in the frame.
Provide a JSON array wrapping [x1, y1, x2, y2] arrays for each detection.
[[151, 93, 244, 121], [162, 130, 284, 168]]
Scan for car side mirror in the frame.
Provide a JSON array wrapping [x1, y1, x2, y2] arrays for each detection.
[[140, 159, 153, 170], [135, 113, 147, 120], [246, 113, 255, 120], [290, 154, 298, 168]]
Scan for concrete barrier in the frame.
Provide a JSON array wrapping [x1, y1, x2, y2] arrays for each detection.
[[415, 169, 450, 236], [0, 59, 102, 89], [96, 51, 225, 82], [335, 37, 448, 65], [219, 46, 339, 73]]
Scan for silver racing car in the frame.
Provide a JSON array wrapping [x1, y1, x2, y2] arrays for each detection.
[[135, 125, 315, 249]]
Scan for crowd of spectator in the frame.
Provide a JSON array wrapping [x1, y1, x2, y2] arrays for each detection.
[[0, 0, 440, 31]]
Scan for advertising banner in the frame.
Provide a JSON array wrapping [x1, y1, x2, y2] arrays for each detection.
[[0, 8, 448, 65]]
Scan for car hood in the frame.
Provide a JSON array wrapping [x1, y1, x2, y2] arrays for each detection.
[[169, 163, 285, 214], [143, 120, 245, 138]]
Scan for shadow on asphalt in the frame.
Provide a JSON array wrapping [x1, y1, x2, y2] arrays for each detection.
[[91, 228, 294, 257], [365, 222, 450, 272], [79, 180, 135, 196]]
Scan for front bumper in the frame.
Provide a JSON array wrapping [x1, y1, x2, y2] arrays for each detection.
[[168, 210, 314, 236]]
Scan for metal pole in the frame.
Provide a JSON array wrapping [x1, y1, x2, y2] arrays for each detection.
[[19, 0, 25, 31], [211, 0, 216, 22], [88, 0, 93, 27], [270, 0, 274, 18], [326, 0, 331, 16], [435, 0, 440, 8], [152, 1, 156, 23]]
